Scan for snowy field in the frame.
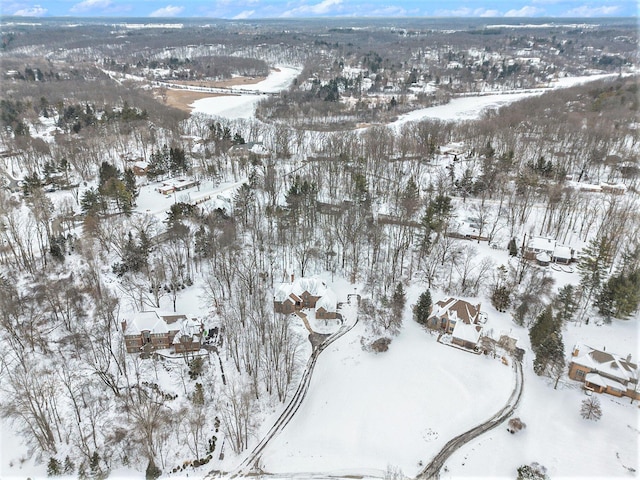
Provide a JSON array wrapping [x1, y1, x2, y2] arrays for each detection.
[[259, 313, 515, 477], [190, 66, 301, 119]]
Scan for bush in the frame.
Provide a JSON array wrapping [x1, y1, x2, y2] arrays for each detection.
[[145, 459, 161, 480], [371, 337, 392, 353], [507, 417, 526, 434], [517, 463, 548, 480]]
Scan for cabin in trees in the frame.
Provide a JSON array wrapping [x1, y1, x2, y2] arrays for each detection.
[[274, 277, 338, 320], [427, 298, 484, 350], [568, 344, 640, 400], [122, 311, 204, 354]]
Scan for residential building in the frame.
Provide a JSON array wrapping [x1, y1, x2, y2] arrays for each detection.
[[428, 298, 483, 350], [122, 311, 204, 354], [568, 344, 639, 400], [274, 277, 338, 319]]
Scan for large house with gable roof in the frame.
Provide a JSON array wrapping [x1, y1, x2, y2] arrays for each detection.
[[122, 311, 204, 354], [427, 298, 484, 350], [274, 277, 338, 319], [568, 344, 639, 400]]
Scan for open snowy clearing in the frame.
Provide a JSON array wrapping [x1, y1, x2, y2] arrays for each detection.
[[259, 315, 514, 477]]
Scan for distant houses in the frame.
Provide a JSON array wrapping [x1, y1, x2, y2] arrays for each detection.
[[568, 344, 639, 400], [427, 297, 484, 350], [274, 277, 338, 320], [122, 311, 204, 354]]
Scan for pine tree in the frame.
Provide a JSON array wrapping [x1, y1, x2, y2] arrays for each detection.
[[414, 289, 432, 325], [63, 455, 75, 474], [47, 457, 61, 476], [530, 307, 565, 377], [581, 397, 602, 421], [578, 235, 613, 301], [555, 284, 578, 324], [391, 283, 406, 318], [508, 238, 518, 257]]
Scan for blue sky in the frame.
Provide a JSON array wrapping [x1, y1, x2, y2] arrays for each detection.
[[3, 0, 637, 19]]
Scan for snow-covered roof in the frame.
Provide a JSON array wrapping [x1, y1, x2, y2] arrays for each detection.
[[431, 298, 481, 325], [573, 344, 638, 384], [527, 236, 556, 253], [553, 245, 572, 259], [452, 321, 482, 345], [316, 288, 337, 312], [585, 373, 627, 391], [172, 317, 203, 345], [275, 277, 329, 301], [125, 311, 169, 335], [536, 252, 551, 262]]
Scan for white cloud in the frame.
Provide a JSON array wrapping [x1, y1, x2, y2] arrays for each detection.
[[149, 4, 185, 17], [369, 6, 408, 16], [479, 9, 501, 16], [12, 4, 47, 16], [70, 0, 112, 13], [233, 9, 255, 19], [434, 7, 502, 16], [281, 0, 343, 17], [563, 5, 621, 16], [504, 5, 544, 16]]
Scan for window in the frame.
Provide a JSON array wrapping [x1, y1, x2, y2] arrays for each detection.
[[575, 369, 585, 380], [143, 331, 151, 344]]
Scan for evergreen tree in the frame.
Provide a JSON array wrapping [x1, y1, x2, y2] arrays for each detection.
[[192, 382, 205, 406], [508, 238, 518, 257], [578, 235, 613, 301], [596, 270, 640, 321], [529, 307, 565, 377], [400, 177, 420, 217], [554, 284, 579, 324], [63, 456, 75, 474], [47, 457, 61, 476], [414, 289, 432, 325], [490, 265, 511, 312], [390, 283, 406, 321]]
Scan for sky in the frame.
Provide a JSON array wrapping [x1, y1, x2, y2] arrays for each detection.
[[1, 0, 637, 19]]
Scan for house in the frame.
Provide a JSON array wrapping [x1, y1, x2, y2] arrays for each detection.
[[568, 344, 639, 400], [524, 236, 556, 261], [524, 235, 575, 264], [274, 277, 338, 319], [428, 298, 483, 349], [122, 311, 203, 354]]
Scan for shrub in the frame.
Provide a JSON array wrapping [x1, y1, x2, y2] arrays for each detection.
[[507, 417, 526, 434], [371, 337, 392, 353]]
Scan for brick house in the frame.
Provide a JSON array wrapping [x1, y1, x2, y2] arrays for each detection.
[[427, 298, 484, 350], [568, 344, 639, 400], [122, 311, 203, 354], [274, 277, 338, 319]]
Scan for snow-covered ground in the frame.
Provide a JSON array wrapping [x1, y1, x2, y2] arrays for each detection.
[[190, 66, 301, 119], [259, 309, 515, 477], [391, 73, 620, 127]]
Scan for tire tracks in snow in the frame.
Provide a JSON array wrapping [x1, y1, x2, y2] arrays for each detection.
[[417, 358, 524, 479], [219, 305, 359, 478]]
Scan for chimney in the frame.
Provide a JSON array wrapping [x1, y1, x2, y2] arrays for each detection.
[[121, 320, 127, 332], [291, 273, 295, 283], [627, 354, 632, 363], [572, 344, 579, 357]]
